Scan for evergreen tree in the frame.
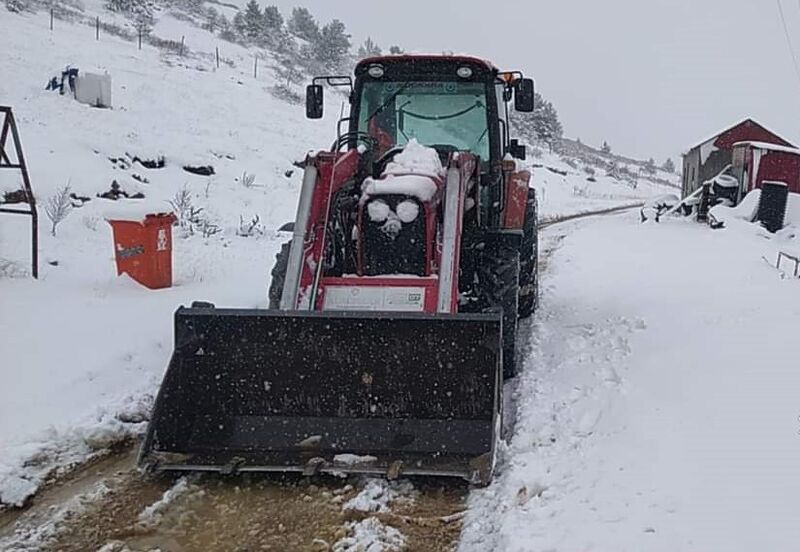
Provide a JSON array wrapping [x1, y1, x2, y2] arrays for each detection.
[[644, 157, 657, 175], [287, 6, 319, 42], [218, 14, 236, 42], [241, 0, 263, 41], [510, 91, 563, 150], [602, 141, 611, 154], [357, 36, 382, 58], [389, 45, 404, 55], [106, 0, 154, 27], [203, 7, 219, 32], [275, 54, 304, 87], [662, 157, 675, 173], [232, 11, 247, 38], [313, 19, 351, 71], [259, 5, 284, 47], [262, 5, 282, 32]]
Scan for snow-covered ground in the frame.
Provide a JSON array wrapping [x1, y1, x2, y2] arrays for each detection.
[[0, 2, 678, 510], [5, 3, 796, 549], [532, 150, 679, 220], [461, 212, 800, 551]]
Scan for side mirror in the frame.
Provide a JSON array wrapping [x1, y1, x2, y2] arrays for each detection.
[[509, 139, 526, 160], [306, 84, 324, 119], [514, 78, 534, 112]]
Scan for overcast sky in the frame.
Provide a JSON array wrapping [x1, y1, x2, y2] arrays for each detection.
[[270, 0, 800, 162]]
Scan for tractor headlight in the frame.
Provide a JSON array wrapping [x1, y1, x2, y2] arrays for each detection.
[[457, 66, 473, 79]]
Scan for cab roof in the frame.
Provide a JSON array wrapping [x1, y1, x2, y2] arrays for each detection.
[[356, 54, 498, 73]]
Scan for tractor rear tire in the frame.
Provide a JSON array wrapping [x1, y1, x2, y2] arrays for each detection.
[[268, 241, 291, 309], [477, 240, 520, 380], [518, 188, 538, 319]]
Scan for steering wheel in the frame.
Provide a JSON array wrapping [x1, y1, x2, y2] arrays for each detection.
[[373, 146, 406, 175], [373, 144, 462, 176]]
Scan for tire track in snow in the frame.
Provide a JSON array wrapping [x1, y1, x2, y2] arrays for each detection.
[[459, 208, 646, 552]]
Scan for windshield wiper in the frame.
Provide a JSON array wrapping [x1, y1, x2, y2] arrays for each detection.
[[364, 82, 412, 127]]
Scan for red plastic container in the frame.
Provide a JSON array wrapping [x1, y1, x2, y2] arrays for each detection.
[[107, 212, 177, 289]]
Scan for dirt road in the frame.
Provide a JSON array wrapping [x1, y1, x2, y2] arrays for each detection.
[[0, 447, 466, 551]]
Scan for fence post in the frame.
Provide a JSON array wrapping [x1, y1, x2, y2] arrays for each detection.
[[216, 46, 220, 69], [180, 35, 185, 56], [254, 55, 258, 78], [138, 27, 142, 50], [50, 7, 53, 31], [95, 16, 99, 40]]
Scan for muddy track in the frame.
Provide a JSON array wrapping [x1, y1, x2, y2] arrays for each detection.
[[0, 447, 467, 552], [0, 204, 635, 552]]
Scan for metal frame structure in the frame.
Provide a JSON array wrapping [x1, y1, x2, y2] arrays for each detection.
[[0, 106, 38, 278]]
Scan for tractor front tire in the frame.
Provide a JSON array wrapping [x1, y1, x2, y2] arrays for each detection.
[[268, 241, 291, 309], [478, 240, 520, 380]]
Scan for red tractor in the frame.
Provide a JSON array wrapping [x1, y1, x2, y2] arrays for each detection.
[[140, 55, 538, 486]]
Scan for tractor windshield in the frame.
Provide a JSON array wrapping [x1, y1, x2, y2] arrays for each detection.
[[357, 80, 490, 161]]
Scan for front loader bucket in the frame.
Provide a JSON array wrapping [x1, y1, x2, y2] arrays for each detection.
[[139, 306, 502, 485]]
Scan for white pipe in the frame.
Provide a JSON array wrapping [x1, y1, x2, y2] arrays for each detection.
[[280, 161, 317, 310], [437, 166, 462, 313]]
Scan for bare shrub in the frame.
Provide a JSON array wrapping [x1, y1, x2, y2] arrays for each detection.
[[82, 214, 101, 231], [240, 171, 256, 188], [5, 0, 30, 13], [269, 84, 303, 105], [45, 184, 73, 236], [168, 185, 219, 237], [0, 258, 28, 278], [236, 214, 264, 237]]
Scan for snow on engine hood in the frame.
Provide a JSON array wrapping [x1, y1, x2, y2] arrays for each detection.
[[362, 139, 443, 202], [383, 139, 445, 178]]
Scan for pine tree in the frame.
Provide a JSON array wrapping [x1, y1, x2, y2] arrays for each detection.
[[602, 141, 612, 154], [262, 5, 282, 32], [313, 19, 351, 71], [288, 6, 319, 42], [218, 13, 236, 41], [357, 37, 382, 58], [662, 157, 675, 173], [510, 92, 563, 150], [242, 0, 263, 41], [232, 11, 246, 39], [644, 157, 657, 175], [389, 45, 404, 55], [203, 7, 219, 32], [275, 54, 303, 87]]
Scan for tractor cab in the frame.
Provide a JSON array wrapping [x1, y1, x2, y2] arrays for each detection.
[[306, 55, 533, 167], [305, 56, 535, 278]]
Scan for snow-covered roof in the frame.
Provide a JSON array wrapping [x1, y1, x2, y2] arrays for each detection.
[[732, 141, 800, 155], [683, 118, 792, 155], [356, 54, 497, 72]]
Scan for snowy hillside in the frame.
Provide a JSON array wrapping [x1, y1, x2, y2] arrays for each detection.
[[0, 3, 678, 510], [0, 5, 335, 506]]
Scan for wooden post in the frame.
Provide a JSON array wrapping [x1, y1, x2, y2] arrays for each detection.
[[50, 8, 53, 31], [254, 55, 258, 78], [95, 16, 99, 40], [180, 35, 185, 56], [216, 46, 220, 68], [138, 27, 142, 50]]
